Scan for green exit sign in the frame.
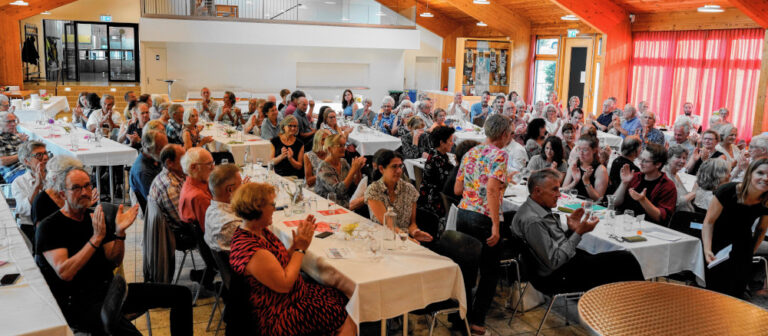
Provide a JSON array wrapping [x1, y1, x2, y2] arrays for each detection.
[[567, 29, 579, 37], [100, 15, 112, 22]]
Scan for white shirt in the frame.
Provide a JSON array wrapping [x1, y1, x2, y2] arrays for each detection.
[[195, 100, 221, 122], [204, 200, 241, 252], [86, 109, 122, 133], [11, 171, 36, 226], [447, 102, 470, 120], [715, 143, 742, 168], [504, 140, 528, 171]]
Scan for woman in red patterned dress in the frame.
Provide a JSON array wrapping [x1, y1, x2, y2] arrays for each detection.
[[229, 183, 356, 335]]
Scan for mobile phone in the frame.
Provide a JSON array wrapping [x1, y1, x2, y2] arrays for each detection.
[[315, 232, 333, 239], [1, 273, 21, 286]]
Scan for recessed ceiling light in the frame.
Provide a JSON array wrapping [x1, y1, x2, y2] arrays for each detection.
[[323, 1, 336, 4], [41, 11, 52, 15], [10, 0, 29, 6], [561, 14, 579, 21], [697, 4, 724, 13], [376, 12, 386, 16], [476, 21, 487, 26], [473, 0, 490, 4], [419, 12, 434, 18], [341, 17, 351, 21]]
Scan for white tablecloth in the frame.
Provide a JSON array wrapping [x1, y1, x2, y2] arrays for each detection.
[[247, 169, 467, 325], [347, 128, 401, 156], [19, 123, 138, 167], [199, 123, 272, 165], [597, 131, 623, 149], [14, 97, 71, 123], [0, 194, 73, 336]]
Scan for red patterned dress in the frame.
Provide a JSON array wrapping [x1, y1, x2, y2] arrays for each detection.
[[229, 227, 348, 335]]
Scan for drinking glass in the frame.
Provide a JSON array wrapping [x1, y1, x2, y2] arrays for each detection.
[[221, 158, 229, 165], [583, 199, 594, 220], [398, 232, 409, 249], [623, 210, 634, 235], [283, 203, 292, 217], [568, 189, 579, 205], [329, 221, 340, 238], [256, 159, 263, 168], [327, 192, 337, 208], [605, 210, 617, 235], [636, 214, 646, 235]]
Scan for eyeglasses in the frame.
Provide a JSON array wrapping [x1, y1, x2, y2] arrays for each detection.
[[382, 105, 394, 108], [6, 119, 18, 124], [287, 124, 298, 128], [31, 151, 52, 160], [67, 183, 93, 193], [196, 161, 214, 167], [387, 163, 405, 169]]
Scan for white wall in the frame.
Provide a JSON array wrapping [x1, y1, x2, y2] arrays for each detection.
[[152, 42, 406, 102], [404, 26, 442, 90]]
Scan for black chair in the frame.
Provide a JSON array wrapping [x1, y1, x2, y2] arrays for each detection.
[[668, 211, 706, 239], [211, 151, 236, 165], [509, 235, 583, 336], [100, 275, 152, 336], [409, 230, 478, 336], [208, 250, 232, 335], [190, 223, 220, 305], [416, 208, 441, 243], [173, 223, 200, 285], [224, 267, 259, 335]]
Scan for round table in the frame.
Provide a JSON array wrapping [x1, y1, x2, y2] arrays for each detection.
[[578, 281, 768, 336]]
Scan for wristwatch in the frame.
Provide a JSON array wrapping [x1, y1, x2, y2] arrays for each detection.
[[294, 249, 306, 254]]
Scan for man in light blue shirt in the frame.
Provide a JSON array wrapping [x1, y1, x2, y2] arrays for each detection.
[[470, 91, 491, 123], [616, 104, 641, 138]]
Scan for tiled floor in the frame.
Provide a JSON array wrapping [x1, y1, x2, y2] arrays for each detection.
[[120, 216, 592, 336]]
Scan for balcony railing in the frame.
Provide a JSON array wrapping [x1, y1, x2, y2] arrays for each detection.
[[142, 0, 417, 27]]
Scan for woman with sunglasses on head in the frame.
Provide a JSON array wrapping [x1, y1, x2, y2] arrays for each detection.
[[563, 134, 609, 201], [270, 115, 305, 178], [702, 158, 768, 298]]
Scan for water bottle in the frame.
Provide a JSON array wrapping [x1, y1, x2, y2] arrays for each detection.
[[94, 127, 103, 147], [384, 207, 397, 249]]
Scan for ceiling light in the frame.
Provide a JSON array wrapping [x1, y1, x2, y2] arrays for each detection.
[[10, 0, 29, 6], [375, 12, 386, 16], [473, 0, 490, 4], [323, 1, 336, 4], [476, 21, 487, 26], [420, 0, 434, 18], [341, 17, 351, 21], [41, 11, 52, 15], [697, 4, 724, 13], [560, 14, 578, 21]]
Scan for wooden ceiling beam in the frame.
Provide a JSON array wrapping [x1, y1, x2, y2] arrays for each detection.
[[548, 0, 628, 33], [0, 0, 77, 20], [438, 0, 530, 38], [729, 0, 768, 28]]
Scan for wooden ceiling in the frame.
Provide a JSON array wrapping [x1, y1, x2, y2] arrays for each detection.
[[611, 0, 732, 13]]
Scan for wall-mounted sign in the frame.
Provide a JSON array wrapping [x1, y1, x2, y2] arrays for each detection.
[[567, 29, 579, 38], [100, 15, 112, 22]]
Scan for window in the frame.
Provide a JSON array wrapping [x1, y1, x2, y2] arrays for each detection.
[[534, 60, 556, 104], [536, 38, 559, 55]]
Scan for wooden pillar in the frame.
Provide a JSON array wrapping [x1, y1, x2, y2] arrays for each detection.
[[440, 29, 460, 91], [754, 29, 768, 136], [0, 18, 24, 88]]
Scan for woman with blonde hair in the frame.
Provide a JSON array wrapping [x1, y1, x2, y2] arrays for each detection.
[[314, 134, 366, 209], [181, 108, 214, 150], [303, 129, 331, 187], [229, 183, 356, 335]]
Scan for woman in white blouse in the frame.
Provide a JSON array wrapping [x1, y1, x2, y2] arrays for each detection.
[[715, 123, 741, 169], [544, 104, 563, 135]]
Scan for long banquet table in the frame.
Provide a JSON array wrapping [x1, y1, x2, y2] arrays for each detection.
[[13, 96, 71, 123], [199, 122, 272, 165], [0, 194, 73, 336], [346, 126, 402, 156], [246, 167, 467, 327]]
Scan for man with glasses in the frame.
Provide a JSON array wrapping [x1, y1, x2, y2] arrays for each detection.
[[118, 102, 151, 150], [35, 166, 193, 335], [0, 111, 29, 183], [12, 141, 49, 242], [204, 164, 244, 252]]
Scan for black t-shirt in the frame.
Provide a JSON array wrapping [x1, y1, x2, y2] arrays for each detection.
[[271, 136, 305, 178], [688, 151, 724, 175], [618, 174, 662, 218], [608, 156, 639, 195], [32, 191, 59, 226], [35, 209, 117, 305]]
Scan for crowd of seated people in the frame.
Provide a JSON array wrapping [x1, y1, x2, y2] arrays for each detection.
[[8, 84, 768, 335]]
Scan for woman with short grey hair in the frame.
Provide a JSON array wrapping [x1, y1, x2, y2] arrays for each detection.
[[693, 158, 731, 213], [31, 155, 90, 227], [663, 145, 694, 212], [715, 123, 741, 168], [353, 97, 375, 127]]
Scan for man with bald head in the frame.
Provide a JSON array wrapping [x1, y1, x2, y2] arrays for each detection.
[[148, 144, 193, 247], [204, 164, 244, 252], [179, 147, 214, 231], [194, 87, 220, 122]]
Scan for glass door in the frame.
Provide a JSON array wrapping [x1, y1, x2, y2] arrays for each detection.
[[63, 22, 77, 81], [75, 23, 109, 82], [107, 24, 138, 81]]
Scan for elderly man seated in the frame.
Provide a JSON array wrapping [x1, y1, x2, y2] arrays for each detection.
[[129, 129, 168, 212], [166, 104, 185, 145], [637, 111, 665, 147], [0, 111, 29, 183], [179, 147, 214, 231], [614, 104, 641, 139], [12, 141, 48, 243], [204, 164, 244, 252], [195, 87, 220, 122], [86, 94, 121, 137], [35, 166, 192, 335], [148, 144, 196, 247], [668, 120, 696, 155], [731, 134, 768, 182], [510, 169, 644, 293]]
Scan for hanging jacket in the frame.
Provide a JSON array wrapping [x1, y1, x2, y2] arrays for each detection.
[[22, 36, 39, 66]]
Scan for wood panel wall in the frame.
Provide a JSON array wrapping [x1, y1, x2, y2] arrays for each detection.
[[630, 8, 759, 31]]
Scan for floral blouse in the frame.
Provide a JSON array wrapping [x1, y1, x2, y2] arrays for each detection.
[[305, 151, 324, 176], [418, 149, 455, 217], [364, 178, 419, 230], [457, 144, 508, 220], [314, 160, 352, 208]]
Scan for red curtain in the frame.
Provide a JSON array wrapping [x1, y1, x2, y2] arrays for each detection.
[[629, 28, 764, 140]]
